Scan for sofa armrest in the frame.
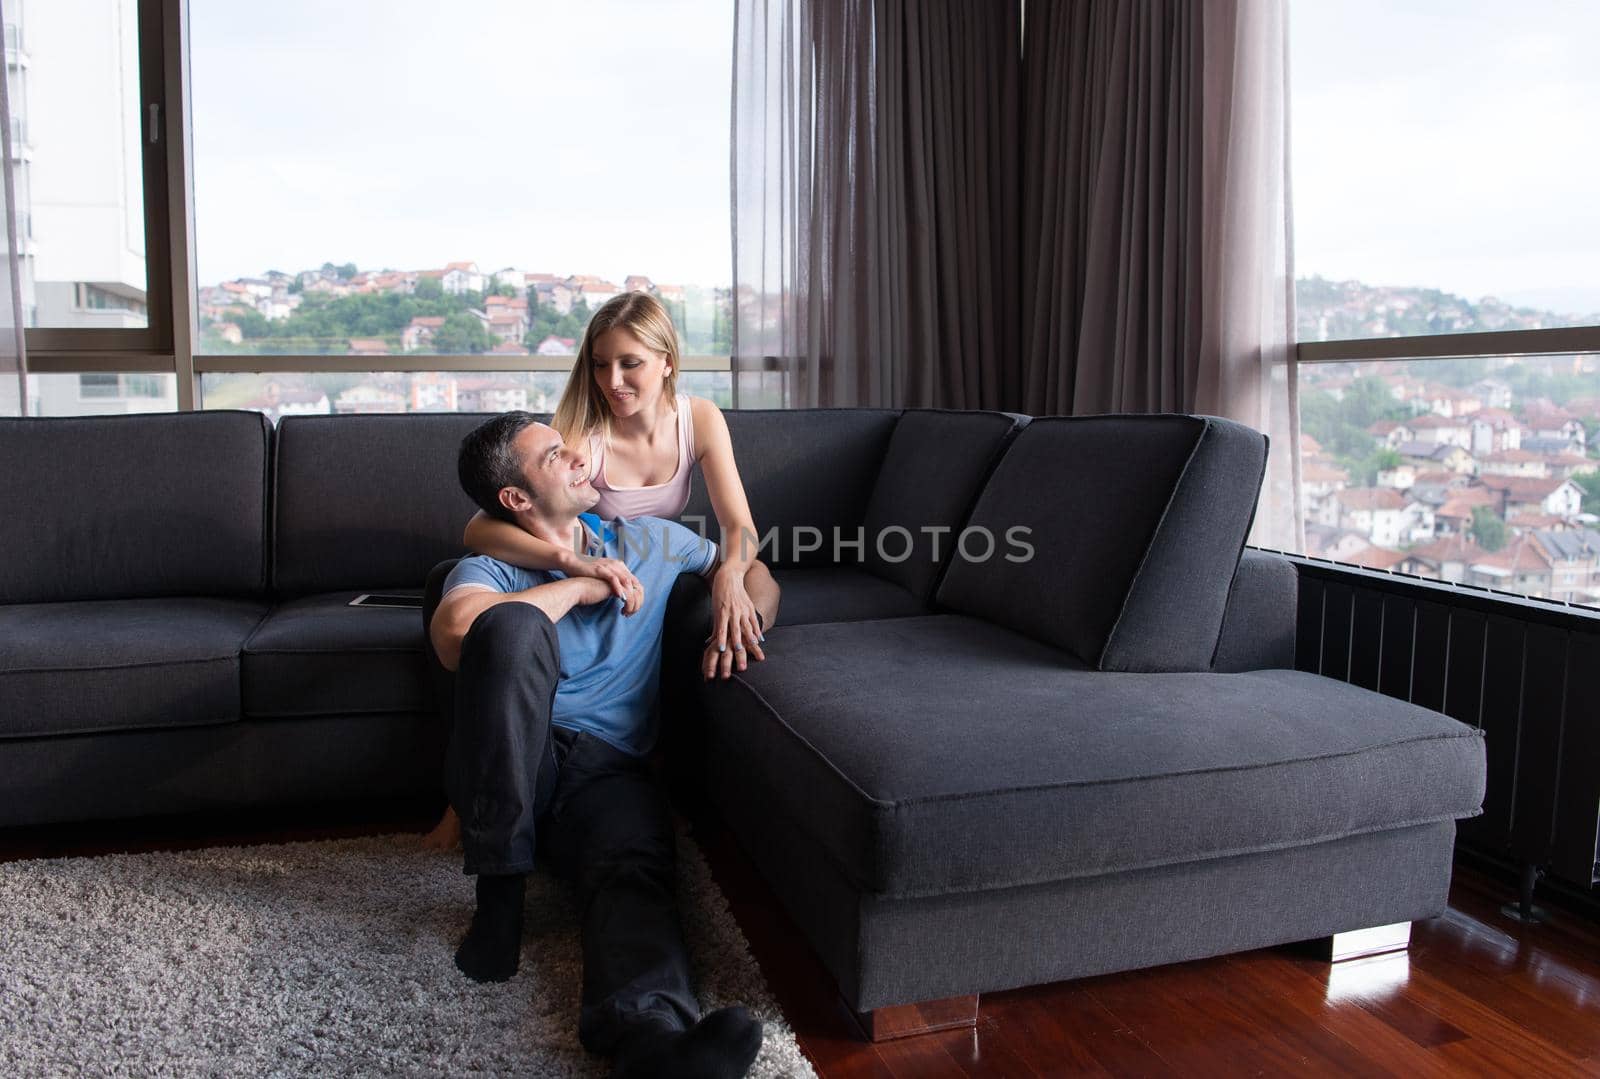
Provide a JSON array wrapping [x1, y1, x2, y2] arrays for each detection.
[[1211, 550, 1298, 672]]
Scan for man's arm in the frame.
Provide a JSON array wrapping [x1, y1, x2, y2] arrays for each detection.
[[431, 577, 610, 672]]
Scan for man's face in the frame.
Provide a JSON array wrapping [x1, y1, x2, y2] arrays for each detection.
[[508, 422, 600, 517]]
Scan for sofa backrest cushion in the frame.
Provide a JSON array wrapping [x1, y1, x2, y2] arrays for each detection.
[[678, 408, 901, 568], [861, 409, 1027, 602], [273, 413, 494, 594], [936, 415, 1267, 672], [0, 411, 270, 604]]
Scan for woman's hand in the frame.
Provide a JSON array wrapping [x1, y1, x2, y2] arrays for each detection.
[[709, 564, 765, 666], [570, 556, 644, 616]]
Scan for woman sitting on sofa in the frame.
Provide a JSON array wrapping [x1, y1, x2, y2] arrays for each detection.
[[423, 289, 769, 850]]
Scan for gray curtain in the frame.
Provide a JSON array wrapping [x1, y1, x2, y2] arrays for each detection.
[[0, 0, 28, 418], [731, 0, 1020, 409], [1019, 0, 1300, 549]]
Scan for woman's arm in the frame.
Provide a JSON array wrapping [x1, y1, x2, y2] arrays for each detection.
[[464, 510, 579, 570], [463, 511, 643, 614], [691, 397, 769, 651], [701, 560, 782, 681]]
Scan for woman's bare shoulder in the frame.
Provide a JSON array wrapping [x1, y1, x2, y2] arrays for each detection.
[[686, 395, 731, 459]]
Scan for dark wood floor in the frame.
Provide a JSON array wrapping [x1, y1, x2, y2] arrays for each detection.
[[5, 801, 1599, 1077], [690, 811, 1600, 1078]]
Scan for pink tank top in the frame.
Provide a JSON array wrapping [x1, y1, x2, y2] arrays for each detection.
[[588, 393, 697, 520]]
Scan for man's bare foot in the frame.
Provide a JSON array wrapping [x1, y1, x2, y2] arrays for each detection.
[[421, 806, 462, 851]]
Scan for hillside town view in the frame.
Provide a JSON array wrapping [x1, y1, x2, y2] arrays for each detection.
[[196, 261, 736, 414], [1296, 279, 1600, 607], [191, 265, 1600, 606]]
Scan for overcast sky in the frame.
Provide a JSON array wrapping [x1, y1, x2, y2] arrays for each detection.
[[192, 1, 1598, 314], [1292, 0, 1600, 314], [190, 0, 734, 288]]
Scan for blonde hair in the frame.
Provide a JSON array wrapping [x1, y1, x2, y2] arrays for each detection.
[[552, 291, 682, 444]]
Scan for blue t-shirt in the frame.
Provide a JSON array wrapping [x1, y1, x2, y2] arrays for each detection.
[[442, 516, 718, 756]]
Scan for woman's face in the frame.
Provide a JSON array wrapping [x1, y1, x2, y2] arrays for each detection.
[[591, 326, 671, 419]]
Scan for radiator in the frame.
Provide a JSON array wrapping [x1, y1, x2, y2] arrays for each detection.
[[1286, 555, 1600, 892]]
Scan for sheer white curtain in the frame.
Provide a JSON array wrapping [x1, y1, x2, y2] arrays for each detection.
[[731, 0, 1021, 409], [1196, 0, 1301, 551], [1019, 0, 1301, 549], [0, 0, 28, 418]]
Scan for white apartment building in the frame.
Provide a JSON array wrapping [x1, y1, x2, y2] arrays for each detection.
[[15, 0, 177, 415]]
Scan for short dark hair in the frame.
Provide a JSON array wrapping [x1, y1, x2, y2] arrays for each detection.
[[458, 411, 542, 522]]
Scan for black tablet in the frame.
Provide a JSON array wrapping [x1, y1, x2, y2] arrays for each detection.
[[349, 594, 425, 609]]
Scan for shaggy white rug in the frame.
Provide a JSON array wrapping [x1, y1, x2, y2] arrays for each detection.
[[0, 831, 816, 1078]]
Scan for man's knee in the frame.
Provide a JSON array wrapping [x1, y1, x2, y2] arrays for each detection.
[[579, 831, 678, 901], [461, 601, 560, 667]]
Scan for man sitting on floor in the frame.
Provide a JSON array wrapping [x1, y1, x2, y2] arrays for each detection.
[[429, 411, 780, 1079]]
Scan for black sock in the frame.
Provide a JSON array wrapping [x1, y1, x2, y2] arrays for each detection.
[[612, 1007, 763, 1079], [454, 873, 525, 983]]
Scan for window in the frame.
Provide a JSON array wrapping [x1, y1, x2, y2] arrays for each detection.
[[201, 367, 739, 422], [1292, 0, 1600, 343], [12, 0, 170, 351], [187, 1, 734, 362], [28, 371, 177, 415], [1291, 0, 1600, 608]]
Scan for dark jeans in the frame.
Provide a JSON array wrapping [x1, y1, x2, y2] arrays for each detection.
[[444, 601, 700, 1054]]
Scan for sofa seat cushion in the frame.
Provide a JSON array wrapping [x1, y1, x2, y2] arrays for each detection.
[[770, 567, 927, 626], [707, 615, 1486, 899], [0, 598, 268, 738], [242, 593, 429, 718]]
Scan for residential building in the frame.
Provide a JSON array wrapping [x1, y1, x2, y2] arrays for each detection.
[[408, 373, 458, 412], [333, 385, 406, 414], [1479, 449, 1547, 478], [1347, 546, 1407, 571], [1397, 440, 1475, 475], [401, 316, 446, 352], [1522, 408, 1587, 452], [1375, 463, 1417, 489], [238, 382, 331, 423], [1406, 414, 1473, 449], [1469, 408, 1521, 456], [1367, 420, 1415, 451], [1468, 378, 1513, 410], [1302, 461, 1349, 524], [1533, 529, 1600, 603], [1333, 487, 1434, 548], [456, 378, 529, 412], [1546, 453, 1599, 480], [535, 334, 577, 355], [1479, 476, 1584, 521], [1400, 534, 1487, 584], [441, 261, 487, 295], [1432, 487, 1497, 536], [1303, 524, 1373, 562], [1467, 536, 1554, 596]]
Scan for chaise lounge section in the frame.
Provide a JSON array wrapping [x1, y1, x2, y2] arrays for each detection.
[[663, 409, 1485, 1034]]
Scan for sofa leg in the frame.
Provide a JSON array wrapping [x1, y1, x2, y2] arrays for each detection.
[[853, 994, 979, 1042], [1318, 921, 1411, 962]]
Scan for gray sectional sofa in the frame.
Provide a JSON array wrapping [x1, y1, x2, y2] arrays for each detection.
[[0, 407, 1486, 1039]]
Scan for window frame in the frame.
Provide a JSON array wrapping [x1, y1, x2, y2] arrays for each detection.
[[18, 0, 737, 410], [21, 0, 176, 366]]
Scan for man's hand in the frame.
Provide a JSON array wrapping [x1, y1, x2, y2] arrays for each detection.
[[432, 577, 618, 671], [571, 556, 645, 616], [702, 632, 765, 682]]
